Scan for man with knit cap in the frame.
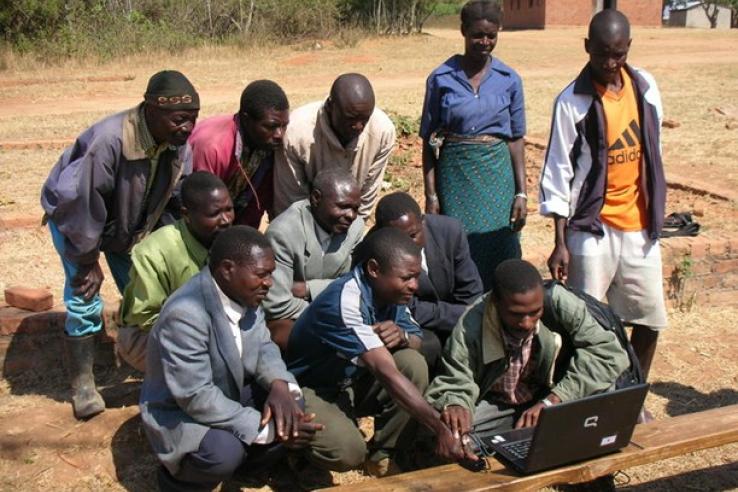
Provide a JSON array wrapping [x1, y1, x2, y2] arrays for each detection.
[[41, 69, 200, 420]]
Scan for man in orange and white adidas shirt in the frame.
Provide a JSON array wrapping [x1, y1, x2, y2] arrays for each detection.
[[539, 9, 666, 415]]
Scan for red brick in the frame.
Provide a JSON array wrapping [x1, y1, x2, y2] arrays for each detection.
[[701, 275, 722, 290], [713, 259, 738, 274], [728, 238, 738, 255], [662, 237, 692, 257], [0, 304, 118, 336], [719, 273, 738, 290], [690, 236, 712, 258], [703, 290, 738, 306], [3, 286, 53, 312], [0, 213, 41, 229], [690, 259, 712, 276], [710, 239, 730, 257]]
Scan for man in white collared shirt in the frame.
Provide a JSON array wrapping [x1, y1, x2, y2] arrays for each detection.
[[272, 73, 396, 219], [140, 226, 322, 490]]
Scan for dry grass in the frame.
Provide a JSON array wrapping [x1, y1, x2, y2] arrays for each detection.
[[1, 23, 738, 213]]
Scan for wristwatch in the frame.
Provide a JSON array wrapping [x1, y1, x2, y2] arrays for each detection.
[[402, 330, 410, 347], [541, 397, 554, 407]]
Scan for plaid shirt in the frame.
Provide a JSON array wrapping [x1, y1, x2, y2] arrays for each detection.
[[488, 324, 540, 405]]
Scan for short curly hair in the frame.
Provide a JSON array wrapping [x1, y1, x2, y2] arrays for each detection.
[[461, 0, 503, 28], [239, 79, 289, 120]]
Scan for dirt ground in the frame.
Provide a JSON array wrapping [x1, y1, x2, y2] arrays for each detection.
[[1, 20, 737, 491]]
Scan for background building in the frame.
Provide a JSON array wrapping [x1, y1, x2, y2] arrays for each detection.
[[667, 1, 733, 28], [503, 0, 662, 29]]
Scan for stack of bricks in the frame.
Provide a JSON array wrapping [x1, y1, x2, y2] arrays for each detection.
[[661, 233, 738, 308]]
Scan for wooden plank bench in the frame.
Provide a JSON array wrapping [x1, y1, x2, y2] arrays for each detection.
[[335, 403, 738, 491]]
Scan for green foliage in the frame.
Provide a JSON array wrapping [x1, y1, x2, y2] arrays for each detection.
[[388, 111, 420, 137], [431, 1, 464, 16], [0, 0, 344, 61], [668, 253, 697, 312], [0, 0, 465, 61]]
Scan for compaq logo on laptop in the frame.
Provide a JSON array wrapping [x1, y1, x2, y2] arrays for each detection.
[[584, 416, 599, 428]]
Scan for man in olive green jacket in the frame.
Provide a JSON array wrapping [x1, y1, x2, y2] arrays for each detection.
[[425, 259, 628, 437]]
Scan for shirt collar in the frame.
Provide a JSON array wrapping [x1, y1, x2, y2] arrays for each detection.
[[137, 104, 173, 158], [434, 55, 512, 77], [212, 275, 246, 326], [481, 298, 540, 364], [482, 298, 506, 364], [314, 221, 333, 250], [317, 100, 367, 152], [175, 219, 209, 267], [232, 114, 248, 160], [352, 265, 376, 315]]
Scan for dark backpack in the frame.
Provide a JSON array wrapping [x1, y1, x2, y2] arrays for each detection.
[[541, 280, 644, 389]]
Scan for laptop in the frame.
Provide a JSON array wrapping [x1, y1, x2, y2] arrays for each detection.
[[476, 384, 649, 474]]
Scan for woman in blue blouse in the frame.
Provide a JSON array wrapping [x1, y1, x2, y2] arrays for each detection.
[[420, 0, 527, 290]]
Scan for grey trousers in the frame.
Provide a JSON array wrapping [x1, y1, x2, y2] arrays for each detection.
[[302, 348, 428, 471], [116, 325, 148, 372]]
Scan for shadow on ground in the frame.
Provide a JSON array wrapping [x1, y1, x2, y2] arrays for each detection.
[[619, 461, 738, 491], [650, 381, 738, 416], [2, 327, 141, 409], [111, 414, 159, 492]]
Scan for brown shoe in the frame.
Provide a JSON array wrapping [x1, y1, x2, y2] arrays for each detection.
[[364, 457, 402, 478]]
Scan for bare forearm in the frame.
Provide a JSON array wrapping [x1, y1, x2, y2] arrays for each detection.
[[508, 137, 526, 194], [376, 370, 445, 435], [553, 214, 568, 247], [422, 141, 437, 198]]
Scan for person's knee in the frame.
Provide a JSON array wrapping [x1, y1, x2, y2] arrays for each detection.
[[181, 429, 245, 482], [309, 433, 366, 472], [420, 329, 442, 374], [393, 348, 429, 392], [116, 327, 148, 372]]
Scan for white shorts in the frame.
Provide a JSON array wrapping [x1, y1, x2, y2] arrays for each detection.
[[567, 224, 668, 329]]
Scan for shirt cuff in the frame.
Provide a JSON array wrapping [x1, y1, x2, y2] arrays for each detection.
[[288, 382, 303, 400], [253, 421, 275, 445]]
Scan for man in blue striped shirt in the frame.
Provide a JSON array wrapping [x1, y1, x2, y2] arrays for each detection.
[[287, 228, 466, 477]]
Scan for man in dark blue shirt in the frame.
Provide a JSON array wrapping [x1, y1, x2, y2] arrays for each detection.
[[287, 228, 465, 477]]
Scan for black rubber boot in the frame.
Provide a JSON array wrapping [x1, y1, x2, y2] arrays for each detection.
[[65, 334, 105, 419]]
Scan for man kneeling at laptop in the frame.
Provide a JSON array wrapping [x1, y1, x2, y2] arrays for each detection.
[[425, 259, 629, 442]]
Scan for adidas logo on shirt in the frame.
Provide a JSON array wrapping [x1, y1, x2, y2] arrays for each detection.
[[608, 119, 642, 166]]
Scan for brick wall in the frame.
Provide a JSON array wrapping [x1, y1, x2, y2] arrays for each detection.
[[661, 235, 738, 310], [545, 0, 596, 26], [503, 0, 662, 29], [617, 0, 663, 27], [503, 0, 546, 29]]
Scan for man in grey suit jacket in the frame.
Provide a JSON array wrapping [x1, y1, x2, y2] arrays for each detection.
[[264, 168, 363, 351], [140, 226, 321, 491]]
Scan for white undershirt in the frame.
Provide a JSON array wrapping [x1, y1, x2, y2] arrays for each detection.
[[314, 222, 333, 255], [212, 277, 302, 444]]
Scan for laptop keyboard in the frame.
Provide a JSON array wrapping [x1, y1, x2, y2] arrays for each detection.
[[501, 439, 532, 460]]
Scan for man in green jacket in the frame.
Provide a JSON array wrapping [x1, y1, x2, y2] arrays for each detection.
[[425, 259, 628, 438], [117, 172, 234, 371]]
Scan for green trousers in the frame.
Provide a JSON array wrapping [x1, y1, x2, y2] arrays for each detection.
[[302, 348, 428, 472]]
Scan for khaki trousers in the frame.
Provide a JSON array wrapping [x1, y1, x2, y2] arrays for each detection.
[[302, 348, 428, 472]]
